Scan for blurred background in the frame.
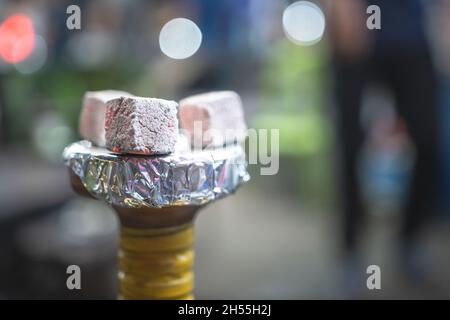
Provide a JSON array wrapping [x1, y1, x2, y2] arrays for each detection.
[[1, 0, 450, 299]]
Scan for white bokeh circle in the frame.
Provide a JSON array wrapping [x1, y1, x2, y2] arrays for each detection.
[[159, 18, 202, 59], [282, 1, 326, 46]]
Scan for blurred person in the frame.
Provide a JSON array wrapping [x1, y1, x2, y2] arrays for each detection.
[[328, 0, 440, 279], [185, 0, 254, 90], [431, 0, 450, 214]]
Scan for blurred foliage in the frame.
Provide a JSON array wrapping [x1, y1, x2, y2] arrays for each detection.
[[2, 61, 144, 141], [252, 39, 336, 209]]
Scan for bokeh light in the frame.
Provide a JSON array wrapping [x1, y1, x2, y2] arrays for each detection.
[[32, 112, 75, 162], [282, 1, 325, 46], [65, 32, 116, 69], [159, 18, 202, 60], [0, 14, 35, 63], [14, 34, 47, 74]]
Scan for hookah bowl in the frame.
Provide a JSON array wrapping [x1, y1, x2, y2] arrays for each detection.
[[63, 141, 249, 299]]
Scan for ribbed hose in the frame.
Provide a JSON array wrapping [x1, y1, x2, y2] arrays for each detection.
[[118, 223, 194, 300]]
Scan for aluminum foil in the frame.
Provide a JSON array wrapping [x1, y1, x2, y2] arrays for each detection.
[[63, 140, 249, 208]]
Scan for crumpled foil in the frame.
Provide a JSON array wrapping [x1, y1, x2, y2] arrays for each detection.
[[63, 140, 250, 208]]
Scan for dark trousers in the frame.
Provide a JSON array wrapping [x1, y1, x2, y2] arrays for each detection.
[[333, 48, 439, 252]]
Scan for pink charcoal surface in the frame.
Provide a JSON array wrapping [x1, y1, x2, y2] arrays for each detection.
[[79, 90, 132, 147], [105, 97, 179, 155], [179, 91, 247, 147]]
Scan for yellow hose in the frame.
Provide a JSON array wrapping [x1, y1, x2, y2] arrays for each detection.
[[118, 223, 194, 300]]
